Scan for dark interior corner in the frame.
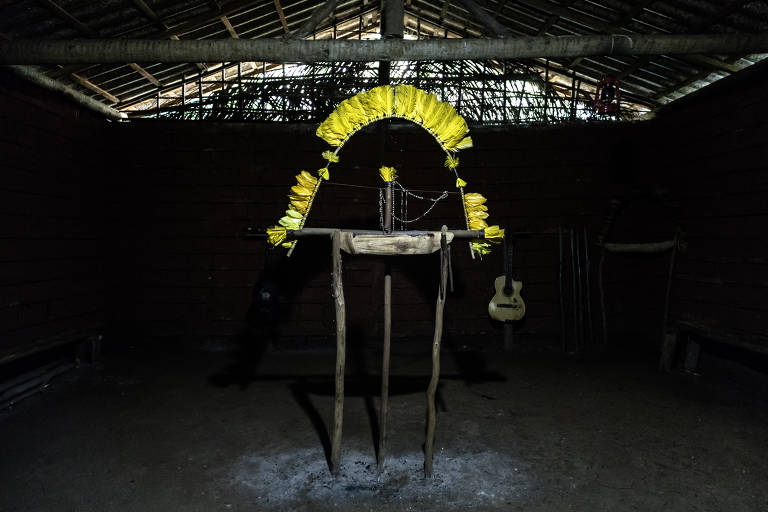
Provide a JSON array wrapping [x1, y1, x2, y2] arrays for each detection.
[[2, 3, 768, 508]]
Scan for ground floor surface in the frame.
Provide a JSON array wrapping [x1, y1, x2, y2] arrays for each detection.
[[1, 338, 767, 511]]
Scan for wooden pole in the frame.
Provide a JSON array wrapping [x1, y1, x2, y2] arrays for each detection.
[[379, 180, 393, 469], [379, 272, 391, 470], [330, 230, 346, 475], [288, 228, 483, 238], [4, 65, 126, 120], [5, 33, 768, 64], [425, 226, 449, 478]]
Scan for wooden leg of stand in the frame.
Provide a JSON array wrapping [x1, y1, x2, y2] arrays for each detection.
[[425, 228, 449, 478], [379, 269, 392, 470], [330, 231, 346, 475]]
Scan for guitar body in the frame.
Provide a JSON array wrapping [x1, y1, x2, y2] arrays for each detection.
[[488, 275, 526, 322]]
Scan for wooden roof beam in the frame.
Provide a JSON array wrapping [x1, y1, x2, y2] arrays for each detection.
[[273, 0, 291, 33], [289, 0, 338, 39], [454, 0, 511, 37], [209, 0, 239, 38], [517, 0, 618, 34], [5, 33, 768, 64], [130, 0, 208, 70], [70, 71, 120, 103], [131, 0, 170, 30], [616, 0, 750, 92], [41, 0, 164, 88], [4, 65, 126, 119], [536, 0, 576, 35], [220, 15, 239, 37]]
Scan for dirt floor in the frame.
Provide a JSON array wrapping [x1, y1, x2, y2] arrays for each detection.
[[1, 338, 767, 512]]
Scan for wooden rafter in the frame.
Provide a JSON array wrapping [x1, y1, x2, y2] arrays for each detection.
[[220, 15, 240, 38], [290, 0, 338, 40], [128, 62, 161, 86], [454, 0, 511, 37], [207, 0, 239, 37], [130, 0, 207, 71], [611, 0, 656, 28], [273, 0, 291, 33], [518, 0, 618, 33], [536, 0, 577, 35], [616, 0, 750, 93], [70, 72, 120, 103], [39, 0, 161, 97]]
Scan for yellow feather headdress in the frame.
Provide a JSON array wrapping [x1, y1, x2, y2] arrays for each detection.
[[316, 84, 472, 154], [270, 84, 499, 257]]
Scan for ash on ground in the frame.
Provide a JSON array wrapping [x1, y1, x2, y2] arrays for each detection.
[[230, 447, 529, 510]]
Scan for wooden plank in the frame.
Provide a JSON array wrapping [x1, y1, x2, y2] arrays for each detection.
[[339, 232, 455, 255]]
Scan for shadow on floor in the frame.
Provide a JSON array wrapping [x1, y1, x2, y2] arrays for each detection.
[[208, 330, 506, 471]]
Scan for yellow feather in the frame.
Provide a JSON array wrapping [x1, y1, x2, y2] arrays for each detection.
[[279, 215, 302, 229], [394, 84, 419, 118], [379, 166, 397, 182], [285, 209, 303, 219], [361, 85, 394, 120], [469, 218, 488, 230], [321, 150, 339, 163], [267, 226, 287, 245], [289, 201, 308, 215], [471, 240, 492, 257], [483, 225, 504, 242], [455, 136, 474, 150], [291, 184, 313, 196], [415, 91, 440, 127], [296, 171, 318, 188], [464, 192, 488, 206], [468, 210, 489, 220]]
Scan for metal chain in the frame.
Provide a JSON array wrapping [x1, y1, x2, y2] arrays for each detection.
[[377, 181, 449, 227], [378, 188, 384, 230], [391, 180, 448, 224]]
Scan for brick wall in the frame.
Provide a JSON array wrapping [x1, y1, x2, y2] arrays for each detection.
[[0, 71, 106, 357], [106, 118, 650, 350], [655, 61, 768, 350]]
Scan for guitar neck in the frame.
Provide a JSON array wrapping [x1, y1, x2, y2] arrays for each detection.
[[503, 230, 513, 294]]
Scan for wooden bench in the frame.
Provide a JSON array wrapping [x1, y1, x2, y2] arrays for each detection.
[[660, 317, 768, 372], [0, 330, 102, 408]]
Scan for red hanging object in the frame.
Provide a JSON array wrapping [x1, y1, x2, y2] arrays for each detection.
[[594, 76, 621, 114]]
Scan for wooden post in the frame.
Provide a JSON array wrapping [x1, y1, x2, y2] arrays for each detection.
[[379, 272, 391, 470], [379, 181, 393, 469], [330, 230, 346, 475], [425, 226, 449, 478]]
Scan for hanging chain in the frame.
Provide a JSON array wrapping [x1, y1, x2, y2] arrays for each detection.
[[378, 188, 384, 230], [377, 181, 449, 228], [392, 180, 448, 224]]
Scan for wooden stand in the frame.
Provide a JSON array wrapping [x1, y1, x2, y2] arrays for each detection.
[[325, 226, 453, 478]]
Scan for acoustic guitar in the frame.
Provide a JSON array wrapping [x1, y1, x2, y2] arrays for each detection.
[[488, 231, 526, 322]]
